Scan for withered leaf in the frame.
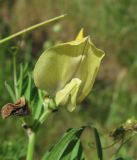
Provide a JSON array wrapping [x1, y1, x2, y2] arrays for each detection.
[[1, 97, 30, 119], [109, 119, 137, 141]]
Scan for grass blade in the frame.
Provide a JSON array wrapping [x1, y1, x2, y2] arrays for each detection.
[[0, 15, 66, 44]]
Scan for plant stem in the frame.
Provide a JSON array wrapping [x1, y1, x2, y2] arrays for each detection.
[[39, 109, 52, 124], [26, 131, 36, 160], [33, 108, 52, 131], [26, 97, 55, 159], [0, 14, 66, 44], [26, 109, 52, 160]]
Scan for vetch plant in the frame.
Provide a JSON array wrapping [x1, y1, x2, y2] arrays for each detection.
[[1, 15, 134, 160]]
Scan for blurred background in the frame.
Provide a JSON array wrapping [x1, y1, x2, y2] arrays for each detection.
[[0, 0, 137, 159]]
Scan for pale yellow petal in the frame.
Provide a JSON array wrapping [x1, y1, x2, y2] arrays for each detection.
[[33, 37, 88, 96], [76, 38, 105, 102], [55, 78, 81, 111]]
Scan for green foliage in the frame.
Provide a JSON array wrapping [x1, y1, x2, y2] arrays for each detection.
[[42, 127, 86, 160]]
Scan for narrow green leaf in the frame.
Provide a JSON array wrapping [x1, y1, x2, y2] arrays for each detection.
[[24, 73, 32, 100], [13, 55, 19, 99], [18, 64, 23, 97], [42, 127, 85, 160], [93, 127, 103, 160], [5, 81, 16, 102], [60, 140, 85, 160], [58, 139, 78, 160], [23, 63, 29, 74], [70, 140, 85, 160], [34, 90, 43, 120]]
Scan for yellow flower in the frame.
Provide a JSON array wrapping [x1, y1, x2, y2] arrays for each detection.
[[33, 29, 105, 111]]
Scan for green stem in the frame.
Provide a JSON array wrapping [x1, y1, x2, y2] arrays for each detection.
[[26, 109, 51, 160], [26, 98, 55, 159], [33, 108, 52, 131], [0, 14, 66, 44], [26, 109, 52, 160], [26, 131, 36, 160], [39, 109, 52, 124]]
